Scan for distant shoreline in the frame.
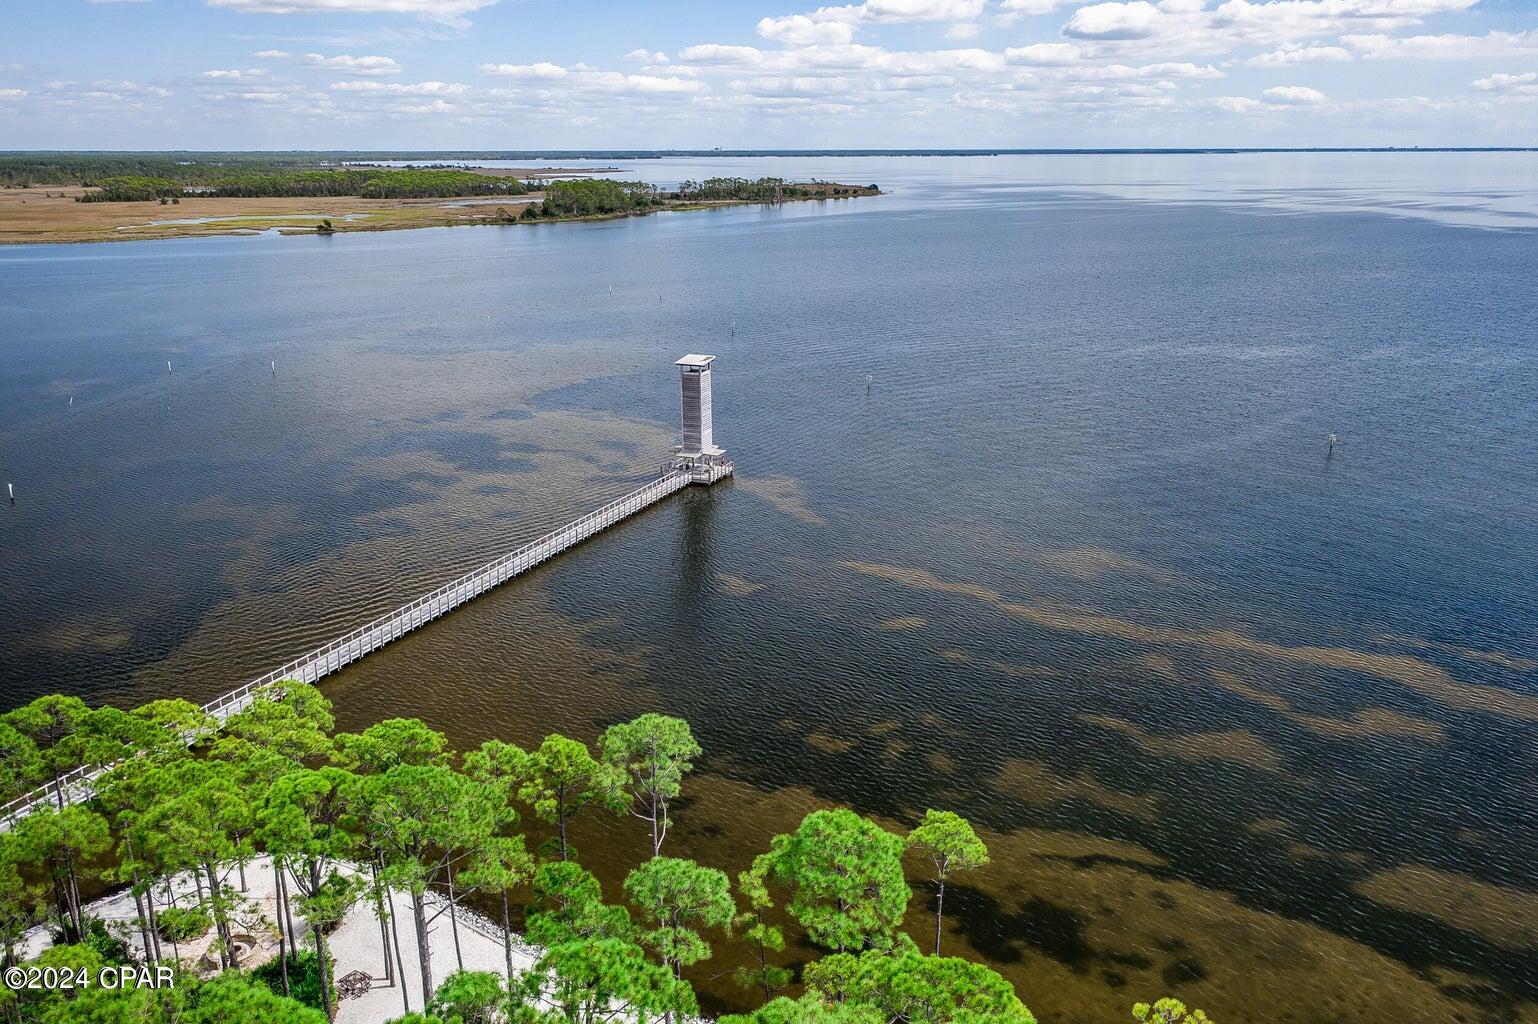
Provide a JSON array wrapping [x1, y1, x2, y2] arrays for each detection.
[[0, 181, 881, 245], [448, 146, 1538, 157], [4, 147, 1536, 159]]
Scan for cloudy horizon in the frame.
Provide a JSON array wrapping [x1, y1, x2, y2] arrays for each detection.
[[2, 0, 1536, 148]]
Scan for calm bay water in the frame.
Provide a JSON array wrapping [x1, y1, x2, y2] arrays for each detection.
[[3, 153, 1537, 1023]]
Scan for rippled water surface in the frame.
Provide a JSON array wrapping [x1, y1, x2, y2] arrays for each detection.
[[3, 153, 1538, 1024]]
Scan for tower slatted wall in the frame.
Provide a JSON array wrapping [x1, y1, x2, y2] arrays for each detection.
[[681, 368, 713, 451]]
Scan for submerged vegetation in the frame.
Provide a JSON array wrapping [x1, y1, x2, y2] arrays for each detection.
[[0, 686, 1050, 1023]]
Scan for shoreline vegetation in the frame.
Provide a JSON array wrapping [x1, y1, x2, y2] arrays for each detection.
[[0, 156, 880, 244], [0, 683, 1203, 1024], [78, 169, 533, 203]]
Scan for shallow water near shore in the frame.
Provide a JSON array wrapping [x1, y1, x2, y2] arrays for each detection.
[[3, 153, 1538, 1023]]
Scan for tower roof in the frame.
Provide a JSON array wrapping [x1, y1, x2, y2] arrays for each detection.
[[675, 354, 717, 367]]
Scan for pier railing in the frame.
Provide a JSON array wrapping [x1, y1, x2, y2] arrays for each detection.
[[0, 469, 698, 829]]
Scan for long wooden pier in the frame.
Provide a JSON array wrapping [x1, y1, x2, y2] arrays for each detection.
[[205, 468, 702, 720], [0, 452, 733, 829]]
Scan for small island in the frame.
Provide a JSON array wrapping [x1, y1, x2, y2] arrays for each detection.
[[0, 155, 881, 244]]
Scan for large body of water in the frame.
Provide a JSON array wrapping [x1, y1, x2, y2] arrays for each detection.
[[3, 153, 1536, 1024]]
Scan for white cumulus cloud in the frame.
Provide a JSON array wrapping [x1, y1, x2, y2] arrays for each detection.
[[93, 79, 173, 95], [678, 44, 766, 65], [1473, 70, 1538, 93], [732, 75, 855, 95], [1211, 0, 1479, 40], [1005, 42, 1084, 64], [1246, 42, 1350, 65], [1344, 30, 1538, 60], [758, 14, 858, 44], [1063, 0, 1481, 50], [1064, 0, 1164, 40], [1208, 94, 1263, 111], [1133, 60, 1224, 76], [205, 0, 498, 25], [859, 0, 987, 20], [1001, 0, 1075, 13], [754, 0, 986, 46], [480, 62, 571, 79], [201, 68, 268, 80], [302, 54, 402, 76], [330, 79, 467, 93], [1047, 59, 1224, 77], [1262, 83, 1327, 103], [480, 61, 703, 94], [618, 74, 705, 93]]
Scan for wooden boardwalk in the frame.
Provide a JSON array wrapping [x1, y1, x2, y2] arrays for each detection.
[[0, 465, 721, 829]]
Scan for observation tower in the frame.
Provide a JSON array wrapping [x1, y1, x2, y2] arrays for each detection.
[[670, 354, 733, 484]]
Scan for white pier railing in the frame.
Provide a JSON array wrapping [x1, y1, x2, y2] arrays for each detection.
[[0, 466, 723, 830]]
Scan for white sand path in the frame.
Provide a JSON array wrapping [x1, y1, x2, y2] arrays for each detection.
[[20, 855, 540, 1024]]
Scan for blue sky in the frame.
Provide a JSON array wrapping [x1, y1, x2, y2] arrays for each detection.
[[2, 0, 1536, 148]]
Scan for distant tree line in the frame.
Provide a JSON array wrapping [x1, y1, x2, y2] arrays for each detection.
[[0, 155, 350, 188], [73, 176, 187, 202], [207, 170, 527, 200], [671, 177, 876, 201], [514, 177, 878, 222], [673, 177, 789, 201], [33, 162, 870, 213], [75, 169, 528, 203]]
